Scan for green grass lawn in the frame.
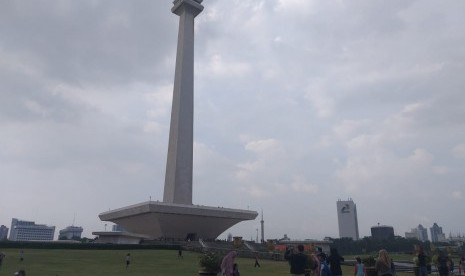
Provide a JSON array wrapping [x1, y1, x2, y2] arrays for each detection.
[[0, 249, 418, 276], [0, 249, 290, 276]]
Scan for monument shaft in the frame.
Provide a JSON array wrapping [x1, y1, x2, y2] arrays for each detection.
[[98, 0, 258, 241], [163, 0, 204, 205]]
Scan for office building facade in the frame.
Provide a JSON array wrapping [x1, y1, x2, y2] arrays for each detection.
[[405, 224, 428, 241], [430, 223, 446, 242], [111, 224, 126, 232], [0, 225, 9, 240], [337, 199, 359, 240], [58, 226, 83, 240], [371, 225, 394, 240], [9, 218, 55, 241]]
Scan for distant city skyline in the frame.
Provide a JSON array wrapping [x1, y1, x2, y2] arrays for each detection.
[[2, 216, 463, 242]]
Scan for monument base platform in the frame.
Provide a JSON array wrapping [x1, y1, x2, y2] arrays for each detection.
[[99, 201, 257, 240], [92, 231, 150, 244]]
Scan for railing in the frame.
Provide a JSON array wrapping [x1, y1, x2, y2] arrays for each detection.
[[198, 238, 207, 248]]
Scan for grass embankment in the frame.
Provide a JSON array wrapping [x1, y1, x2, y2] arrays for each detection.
[[0, 249, 419, 276]]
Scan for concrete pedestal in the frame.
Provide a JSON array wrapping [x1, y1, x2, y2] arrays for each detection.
[[99, 202, 257, 240]]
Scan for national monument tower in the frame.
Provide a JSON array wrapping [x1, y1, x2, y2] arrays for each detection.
[[99, 0, 257, 240]]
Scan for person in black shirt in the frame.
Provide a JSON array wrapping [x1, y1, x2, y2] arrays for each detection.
[[327, 247, 345, 276], [0, 252, 5, 268], [285, 244, 309, 276], [417, 246, 427, 276], [436, 250, 450, 276]]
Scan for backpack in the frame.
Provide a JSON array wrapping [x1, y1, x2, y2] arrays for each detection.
[[321, 261, 330, 276]]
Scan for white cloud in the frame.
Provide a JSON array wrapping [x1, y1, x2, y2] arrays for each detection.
[[452, 191, 463, 200], [274, 0, 319, 15], [290, 176, 319, 194], [143, 121, 163, 135], [333, 119, 371, 140], [432, 166, 449, 175], [408, 148, 434, 167], [23, 99, 50, 117], [144, 84, 172, 120], [201, 54, 251, 78], [305, 83, 335, 118], [452, 143, 465, 159], [236, 138, 281, 182], [239, 185, 272, 198], [244, 138, 280, 154]]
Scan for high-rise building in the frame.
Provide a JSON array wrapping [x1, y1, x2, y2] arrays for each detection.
[[430, 223, 446, 242], [9, 218, 55, 241], [371, 225, 394, 240], [405, 224, 428, 241], [58, 226, 83, 240], [0, 225, 9, 240], [336, 199, 359, 240], [417, 224, 428, 241]]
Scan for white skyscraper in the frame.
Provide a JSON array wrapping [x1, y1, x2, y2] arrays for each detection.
[[337, 199, 359, 240]]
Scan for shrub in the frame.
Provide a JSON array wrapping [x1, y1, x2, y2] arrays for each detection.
[[362, 256, 376, 267], [199, 251, 221, 272]]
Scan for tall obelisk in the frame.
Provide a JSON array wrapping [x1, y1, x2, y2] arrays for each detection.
[[98, 0, 257, 241], [163, 0, 204, 205]]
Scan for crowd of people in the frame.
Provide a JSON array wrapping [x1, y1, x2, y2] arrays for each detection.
[[282, 244, 464, 276], [284, 245, 346, 276], [414, 245, 464, 276]]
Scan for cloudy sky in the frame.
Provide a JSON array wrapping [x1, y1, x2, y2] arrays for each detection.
[[1, 0, 465, 241]]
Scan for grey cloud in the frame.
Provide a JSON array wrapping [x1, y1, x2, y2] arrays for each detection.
[[0, 1, 177, 85]]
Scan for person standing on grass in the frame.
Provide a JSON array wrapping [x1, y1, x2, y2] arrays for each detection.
[[19, 250, 24, 262], [319, 252, 331, 276], [375, 250, 393, 276], [254, 252, 261, 268], [436, 250, 450, 276], [0, 252, 5, 269], [221, 251, 237, 276], [233, 263, 240, 276], [327, 248, 345, 276], [354, 257, 366, 276], [125, 253, 131, 269], [459, 255, 465, 275], [417, 246, 428, 276], [310, 253, 321, 276], [284, 244, 309, 276]]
